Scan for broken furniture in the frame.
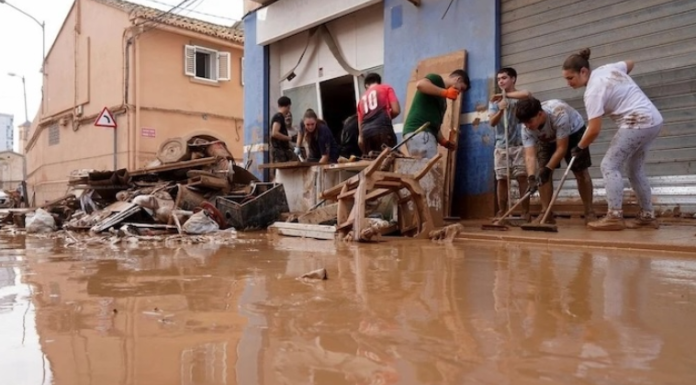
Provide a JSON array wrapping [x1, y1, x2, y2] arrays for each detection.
[[320, 148, 442, 241], [215, 182, 290, 231]]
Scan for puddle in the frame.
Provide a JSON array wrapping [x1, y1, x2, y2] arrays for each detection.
[[1, 234, 696, 384]]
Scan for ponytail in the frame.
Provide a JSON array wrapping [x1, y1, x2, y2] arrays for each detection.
[[563, 48, 591, 72]]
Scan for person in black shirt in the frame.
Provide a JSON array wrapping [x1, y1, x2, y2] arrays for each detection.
[[340, 114, 362, 159], [302, 109, 339, 164], [270, 96, 299, 163]]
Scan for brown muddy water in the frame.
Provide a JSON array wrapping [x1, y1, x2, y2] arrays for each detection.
[[1, 233, 696, 385]]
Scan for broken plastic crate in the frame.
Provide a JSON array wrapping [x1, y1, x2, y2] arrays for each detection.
[[214, 182, 290, 231]]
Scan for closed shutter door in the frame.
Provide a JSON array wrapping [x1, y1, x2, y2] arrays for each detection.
[[501, 0, 696, 214]]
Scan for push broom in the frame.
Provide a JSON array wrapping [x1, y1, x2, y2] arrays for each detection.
[[481, 188, 536, 231], [521, 156, 576, 233]]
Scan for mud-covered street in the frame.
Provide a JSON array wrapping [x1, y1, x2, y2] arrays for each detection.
[[2, 234, 696, 385]]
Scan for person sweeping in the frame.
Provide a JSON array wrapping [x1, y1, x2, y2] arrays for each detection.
[[562, 48, 663, 231], [516, 97, 596, 225]]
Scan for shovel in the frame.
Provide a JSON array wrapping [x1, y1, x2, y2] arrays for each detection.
[[521, 157, 576, 233]]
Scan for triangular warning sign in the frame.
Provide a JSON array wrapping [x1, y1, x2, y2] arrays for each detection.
[[95, 107, 117, 128]]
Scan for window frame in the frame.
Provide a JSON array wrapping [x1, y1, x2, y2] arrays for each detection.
[[184, 44, 232, 83]]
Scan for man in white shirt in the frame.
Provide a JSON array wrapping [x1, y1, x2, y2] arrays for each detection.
[[516, 97, 595, 224]]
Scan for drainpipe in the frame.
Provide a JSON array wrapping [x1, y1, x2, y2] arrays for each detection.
[[134, 34, 141, 169], [262, 44, 270, 182]]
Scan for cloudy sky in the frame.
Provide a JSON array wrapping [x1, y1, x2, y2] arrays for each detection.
[[0, 0, 244, 152]]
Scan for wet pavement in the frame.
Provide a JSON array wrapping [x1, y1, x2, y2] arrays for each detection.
[[2, 233, 696, 385], [458, 219, 696, 254]]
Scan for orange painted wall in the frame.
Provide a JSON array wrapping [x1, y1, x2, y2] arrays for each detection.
[[26, 0, 244, 204]]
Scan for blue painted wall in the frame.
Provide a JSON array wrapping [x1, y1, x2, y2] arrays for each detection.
[[384, 0, 497, 217], [242, 12, 270, 180]]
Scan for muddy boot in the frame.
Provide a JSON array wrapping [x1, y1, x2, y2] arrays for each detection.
[[626, 211, 660, 229], [584, 211, 597, 225], [587, 210, 625, 231]]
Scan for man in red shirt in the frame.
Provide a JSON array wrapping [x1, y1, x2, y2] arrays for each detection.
[[357, 73, 401, 155]]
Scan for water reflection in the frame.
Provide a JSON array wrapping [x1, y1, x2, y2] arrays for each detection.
[[0, 239, 52, 385], [1, 234, 696, 385]]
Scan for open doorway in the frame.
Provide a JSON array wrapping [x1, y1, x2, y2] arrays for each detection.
[[319, 75, 357, 142]]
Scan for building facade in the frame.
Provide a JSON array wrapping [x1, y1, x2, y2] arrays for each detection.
[[25, 0, 245, 204], [242, 0, 696, 218], [0, 113, 14, 152], [0, 150, 24, 190]]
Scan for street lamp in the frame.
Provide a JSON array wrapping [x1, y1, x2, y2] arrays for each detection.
[[7, 73, 28, 192], [7, 73, 28, 124], [0, 0, 46, 70]]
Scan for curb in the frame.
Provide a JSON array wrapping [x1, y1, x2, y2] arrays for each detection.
[[455, 231, 696, 254]]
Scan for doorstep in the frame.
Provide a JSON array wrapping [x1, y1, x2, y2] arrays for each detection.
[[455, 219, 696, 255]]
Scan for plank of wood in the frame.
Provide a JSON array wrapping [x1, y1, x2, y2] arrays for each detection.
[[321, 160, 372, 171], [269, 222, 337, 240], [258, 161, 320, 170], [129, 157, 219, 176]]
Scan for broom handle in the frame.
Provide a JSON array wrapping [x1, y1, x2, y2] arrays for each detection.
[[497, 189, 533, 222], [540, 156, 576, 224], [502, 90, 512, 212]]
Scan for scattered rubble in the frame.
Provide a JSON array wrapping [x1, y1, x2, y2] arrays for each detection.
[[2, 136, 290, 244], [429, 223, 464, 241]]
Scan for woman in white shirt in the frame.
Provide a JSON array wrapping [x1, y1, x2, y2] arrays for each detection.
[[562, 48, 663, 231]]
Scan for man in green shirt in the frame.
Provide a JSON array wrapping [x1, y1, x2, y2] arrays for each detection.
[[403, 69, 470, 158]]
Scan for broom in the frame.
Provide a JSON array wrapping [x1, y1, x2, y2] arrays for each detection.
[[482, 188, 536, 231], [521, 156, 576, 233]]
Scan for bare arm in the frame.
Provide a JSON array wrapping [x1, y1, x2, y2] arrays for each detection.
[[416, 78, 446, 97], [624, 60, 635, 74], [489, 109, 504, 127], [389, 100, 401, 119], [547, 136, 569, 169], [272, 122, 291, 141], [296, 131, 304, 148], [524, 146, 538, 177], [578, 117, 602, 149], [504, 89, 532, 99]]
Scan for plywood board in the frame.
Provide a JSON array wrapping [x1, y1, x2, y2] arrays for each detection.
[[402, 50, 467, 217]]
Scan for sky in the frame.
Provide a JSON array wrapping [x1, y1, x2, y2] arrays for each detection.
[[0, 0, 244, 153]]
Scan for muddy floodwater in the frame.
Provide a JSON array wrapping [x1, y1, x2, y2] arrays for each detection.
[[2, 233, 696, 385]]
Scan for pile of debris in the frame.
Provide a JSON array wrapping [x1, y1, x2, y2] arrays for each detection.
[[9, 136, 289, 238]]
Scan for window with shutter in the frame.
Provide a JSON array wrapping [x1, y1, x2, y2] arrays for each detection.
[[217, 52, 231, 81], [184, 45, 196, 77], [240, 57, 244, 86], [184, 45, 229, 83]]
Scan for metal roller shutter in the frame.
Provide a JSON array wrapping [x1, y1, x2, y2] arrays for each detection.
[[501, 0, 696, 215]]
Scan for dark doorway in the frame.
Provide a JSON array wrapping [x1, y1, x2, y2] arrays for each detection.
[[319, 75, 357, 142]]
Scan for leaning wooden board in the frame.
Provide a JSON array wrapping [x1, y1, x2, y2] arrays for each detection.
[[402, 50, 467, 219]]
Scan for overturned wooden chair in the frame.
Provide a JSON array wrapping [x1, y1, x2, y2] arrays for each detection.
[[320, 148, 441, 241]]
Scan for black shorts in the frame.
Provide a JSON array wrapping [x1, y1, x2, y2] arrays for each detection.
[[363, 131, 397, 154], [537, 126, 591, 172]]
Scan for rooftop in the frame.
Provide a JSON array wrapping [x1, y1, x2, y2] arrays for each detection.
[[94, 0, 244, 44]]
